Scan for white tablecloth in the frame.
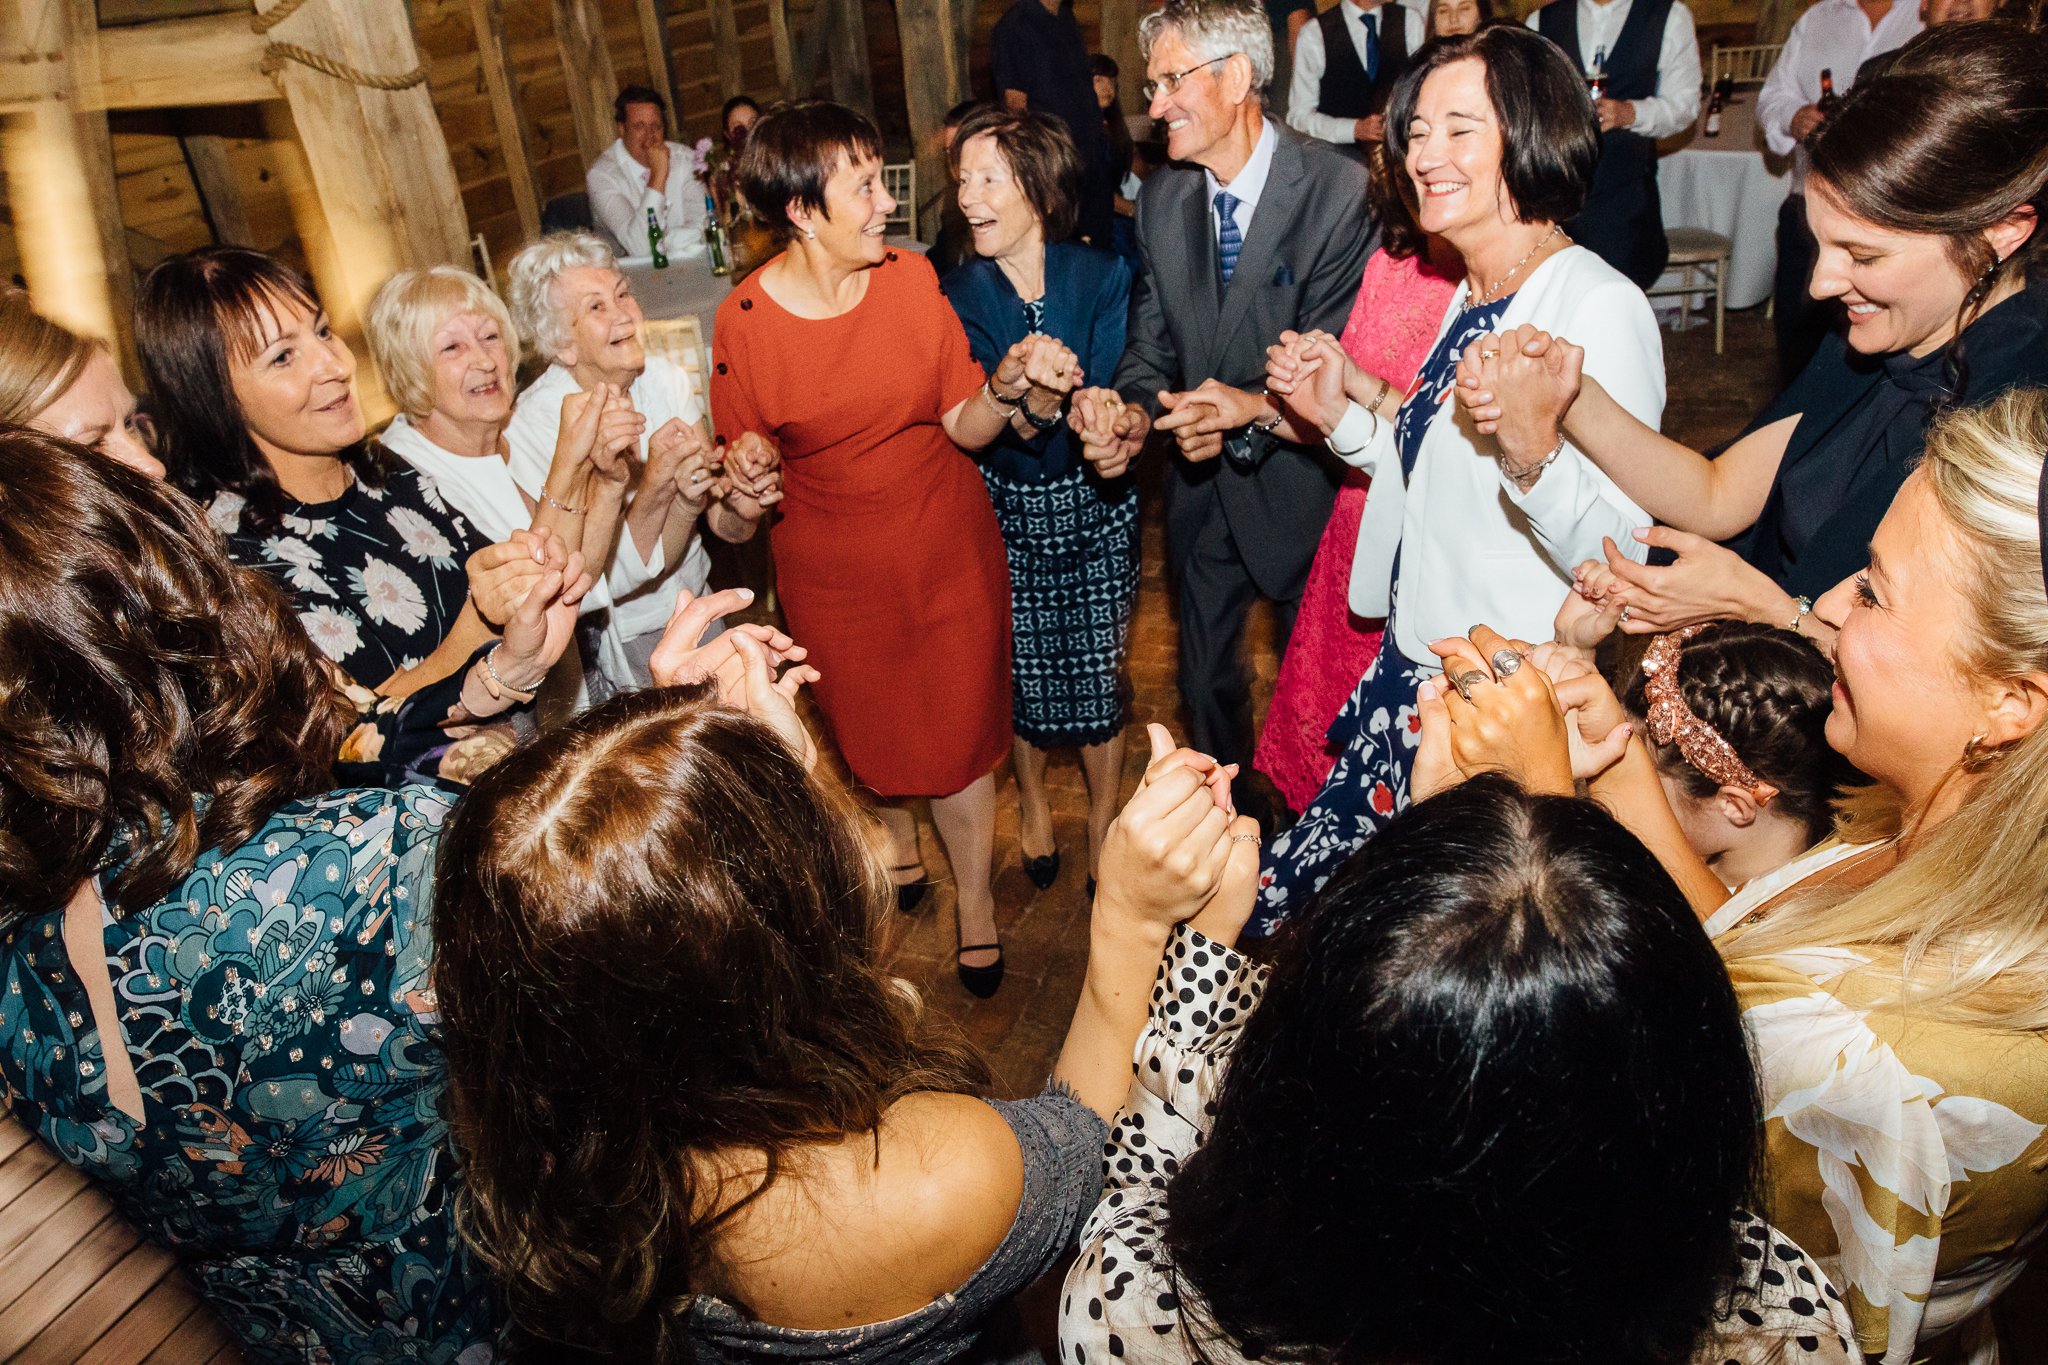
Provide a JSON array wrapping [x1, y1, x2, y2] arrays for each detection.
[[1655, 96, 1792, 310], [623, 236, 930, 342]]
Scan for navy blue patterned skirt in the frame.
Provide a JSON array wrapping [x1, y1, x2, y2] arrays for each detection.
[[981, 467, 1139, 748]]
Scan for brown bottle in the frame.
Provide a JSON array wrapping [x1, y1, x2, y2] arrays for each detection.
[[1816, 67, 1839, 117]]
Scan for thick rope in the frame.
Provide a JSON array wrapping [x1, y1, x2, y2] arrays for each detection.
[[253, 0, 429, 90]]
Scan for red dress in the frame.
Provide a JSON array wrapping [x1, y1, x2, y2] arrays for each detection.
[[1253, 250, 1461, 812], [711, 252, 1013, 797]]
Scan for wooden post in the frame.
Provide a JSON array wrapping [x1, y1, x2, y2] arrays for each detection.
[[178, 130, 258, 247], [551, 0, 618, 169], [766, 0, 796, 96], [826, 0, 876, 118], [1101, 0, 1145, 110], [257, 0, 471, 340], [0, 0, 135, 367], [630, 0, 678, 115], [709, 0, 746, 99], [464, 0, 542, 241], [895, 0, 967, 210]]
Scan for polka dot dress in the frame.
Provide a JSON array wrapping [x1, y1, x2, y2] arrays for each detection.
[[1056, 925, 1860, 1365]]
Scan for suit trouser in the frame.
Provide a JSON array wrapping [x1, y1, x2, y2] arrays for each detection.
[[1174, 503, 1301, 773]]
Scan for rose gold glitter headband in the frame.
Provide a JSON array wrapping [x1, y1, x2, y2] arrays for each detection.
[[1640, 625, 1779, 805]]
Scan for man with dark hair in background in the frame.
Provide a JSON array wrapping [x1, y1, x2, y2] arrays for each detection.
[[586, 84, 707, 259]]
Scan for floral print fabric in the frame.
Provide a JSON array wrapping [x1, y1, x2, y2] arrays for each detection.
[[1060, 924, 1859, 1365], [0, 788, 501, 1364], [211, 463, 482, 687], [1710, 841, 2048, 1363]]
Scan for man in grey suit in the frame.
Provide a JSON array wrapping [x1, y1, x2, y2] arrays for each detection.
[[1071, 0, 1373, 793]]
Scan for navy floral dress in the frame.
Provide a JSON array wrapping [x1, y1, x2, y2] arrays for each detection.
[[1250, 296, 1516, 938], [210, 462, 482, 688], [0, 788, 501, 1363]]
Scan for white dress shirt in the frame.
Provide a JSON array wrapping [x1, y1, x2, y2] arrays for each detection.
[[1285, 0, 1428, 145], [1524, 0, 1702, 140], [1323, 246, 1662, 666], [585, 137, 709, 259], [1203, 117, 1279, 247], [503, 356, 713, 648], [1756, 0, 1922, 191]]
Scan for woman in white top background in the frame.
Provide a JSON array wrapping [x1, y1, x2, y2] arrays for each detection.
[[1233, 25, 1666, 934]]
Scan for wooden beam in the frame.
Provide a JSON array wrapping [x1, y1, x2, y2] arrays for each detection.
[[631, 0, 678, 115], [895, 0, 967, 215], [0, 12, 268, 113], [257, 0, 471, 343], [826, 0, 876, 118], [0, 0, 135, 371], [1100, 0, 1144, 111], [709, 0, 746, 99], [178, 129, 257, 246], [766, 0, 796, 96], [464, 0, 542, 241], [551, 0, 618, 170]]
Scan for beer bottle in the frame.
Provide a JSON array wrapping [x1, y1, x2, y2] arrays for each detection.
[[704, 195, 730, 278], [1816, 68, 1839, 118], [647, 207, 669, 270], [1704, 74, 1732, 137]]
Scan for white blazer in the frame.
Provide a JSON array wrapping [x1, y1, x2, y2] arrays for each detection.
[[1325, 245, 1664, 667]]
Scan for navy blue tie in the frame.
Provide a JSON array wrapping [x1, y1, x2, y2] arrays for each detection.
[[1359, 9, 1381, 82], [1215, 191, 1242, 285]]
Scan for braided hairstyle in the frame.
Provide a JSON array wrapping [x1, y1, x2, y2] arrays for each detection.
[[1619, 622, 1848, 845]]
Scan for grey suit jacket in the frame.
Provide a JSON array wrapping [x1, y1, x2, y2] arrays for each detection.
[[1114, 122, 1375, 599]]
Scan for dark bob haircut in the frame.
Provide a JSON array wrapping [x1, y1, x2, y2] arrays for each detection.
[[136, 245, 386, 533], [948, 106, 1084, 243], [737, 99, 886, 241], [613, 83, 667, 124], [1165, 775, 1763, 1364], [1385, 25, 1598, 227], [720, 94, 760, 126]]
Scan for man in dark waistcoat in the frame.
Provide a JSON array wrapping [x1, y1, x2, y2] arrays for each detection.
[[1530, 0, 1701, 288], [1285, 0, 1426, 157]]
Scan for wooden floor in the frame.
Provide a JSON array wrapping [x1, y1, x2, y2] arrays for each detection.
[[860, 305, 1785, 1098]]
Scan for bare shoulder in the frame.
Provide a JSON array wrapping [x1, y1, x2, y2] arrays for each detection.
[[869, 1092, 1026, 1271]]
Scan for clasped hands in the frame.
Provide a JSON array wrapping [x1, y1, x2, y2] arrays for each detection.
[[1411, 623, 1636, 802], [646, 585, 821, 768], [558, 383, 783, 517], [1095, 723, 1262, 944]]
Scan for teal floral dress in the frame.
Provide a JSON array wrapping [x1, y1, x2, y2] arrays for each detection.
[[0, 788, 501, 1364]]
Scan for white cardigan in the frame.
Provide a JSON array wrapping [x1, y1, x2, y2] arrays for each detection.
[[1326, 245, 1663, 667]]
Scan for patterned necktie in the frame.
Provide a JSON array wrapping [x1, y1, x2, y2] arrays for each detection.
[[1359, 8, 1381, 82], [1215, 191, 1242, 286]]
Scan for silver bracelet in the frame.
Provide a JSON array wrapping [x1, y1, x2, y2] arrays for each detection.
[[1784, 595, 1814, 634], [1499, 437, 1565, 486], [480, 644, 537, 700], [979, 378, 1021, 418]]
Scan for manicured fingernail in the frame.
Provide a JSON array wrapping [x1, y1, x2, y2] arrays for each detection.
[[736, 587, 754, 600]]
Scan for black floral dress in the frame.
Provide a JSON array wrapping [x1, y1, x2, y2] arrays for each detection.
[[209, 464, 482, 686]]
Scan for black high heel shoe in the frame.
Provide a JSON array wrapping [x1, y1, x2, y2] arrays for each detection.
[[956, 941, 1006, 998], [1022, 847, 1061, 891], [891, 862, 930, 914]]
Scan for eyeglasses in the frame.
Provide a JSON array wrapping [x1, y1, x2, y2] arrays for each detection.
[[1142, 54, 1237, 102]]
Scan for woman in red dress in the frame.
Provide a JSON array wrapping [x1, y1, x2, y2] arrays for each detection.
[[712, 101, 1076, 996]]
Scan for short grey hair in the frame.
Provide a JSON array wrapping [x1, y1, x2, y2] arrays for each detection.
[[506, 230, 617, 360], [1138, 0, 1275, 96]]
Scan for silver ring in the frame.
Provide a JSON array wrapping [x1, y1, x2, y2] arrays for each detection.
[[1619, 605, 1632, 624], [1490, 648, 1524, 677], [1450, 670, 1488, 702]]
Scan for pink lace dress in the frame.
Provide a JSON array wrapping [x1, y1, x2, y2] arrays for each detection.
[[1255, 250, 1460, 812]]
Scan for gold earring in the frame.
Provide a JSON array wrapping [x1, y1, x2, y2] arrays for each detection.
[[1961, 733, 2011, 770]]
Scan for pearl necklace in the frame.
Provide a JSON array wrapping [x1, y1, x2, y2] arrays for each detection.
[[1462, 224, 1567, 312]]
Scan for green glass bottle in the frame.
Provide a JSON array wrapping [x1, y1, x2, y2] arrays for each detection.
[[647, 207, 668, 270]]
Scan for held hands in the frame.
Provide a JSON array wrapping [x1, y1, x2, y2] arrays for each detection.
[[493, 529, 596, 692], [647, 587, 820, 767], [1014, 333, 1084, 397], [558, 383, 648, 486], [1590, 530, 1790, 634], [1095, 723, 1261, 939], [1455, 324, 1581, 462], [1553, 560, 1628, 653], [1155, 380, 1276, 461], [647, 417, 721, 512], [1069, 388, 1149, 478], [1265, 330, 1351, 436], [466, 529, 561, 628], [714, 431, 785, 518]]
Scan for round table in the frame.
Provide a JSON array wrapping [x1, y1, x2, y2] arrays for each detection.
[[1655, 95, 1792, 310]]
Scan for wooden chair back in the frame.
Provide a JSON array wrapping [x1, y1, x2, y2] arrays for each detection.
[[1711, 42, 1783, 86]]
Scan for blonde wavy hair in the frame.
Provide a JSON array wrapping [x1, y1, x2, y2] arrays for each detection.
[[365, 266, 521, 420], [1722, 388, 2048, 1033], [0, 287, 99, 425]]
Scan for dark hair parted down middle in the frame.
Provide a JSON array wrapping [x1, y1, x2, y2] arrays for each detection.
[[433, 686, 989, 1358], [1384, 25, 1599, 228], [0, 426, 347, 920], [135, 246, 387, 531], [736, 99, 886, 240], [948, 106, 1085, 243], [1165, 775, 1762, 1364], [1619, 621, 1851, 847]]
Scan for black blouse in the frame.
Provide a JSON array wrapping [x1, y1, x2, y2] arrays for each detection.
[[1725, 286, 2048, 600]]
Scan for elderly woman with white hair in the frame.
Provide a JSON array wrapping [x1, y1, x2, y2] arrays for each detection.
[[502, 231, 780, 688]]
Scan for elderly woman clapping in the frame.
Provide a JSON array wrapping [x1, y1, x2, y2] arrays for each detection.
[[502, 231, 780, 689]]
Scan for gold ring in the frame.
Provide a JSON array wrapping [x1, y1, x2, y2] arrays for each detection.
[[1480, 349, 1500, 361], [1232, 832, 1260, 843]]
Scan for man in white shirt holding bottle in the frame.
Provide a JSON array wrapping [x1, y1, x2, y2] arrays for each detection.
[[585, 85, 708, 261], [1757, 0, 1922, 381], [1529, 0, 1700, 288], [1285, 0, 1425, 159]]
